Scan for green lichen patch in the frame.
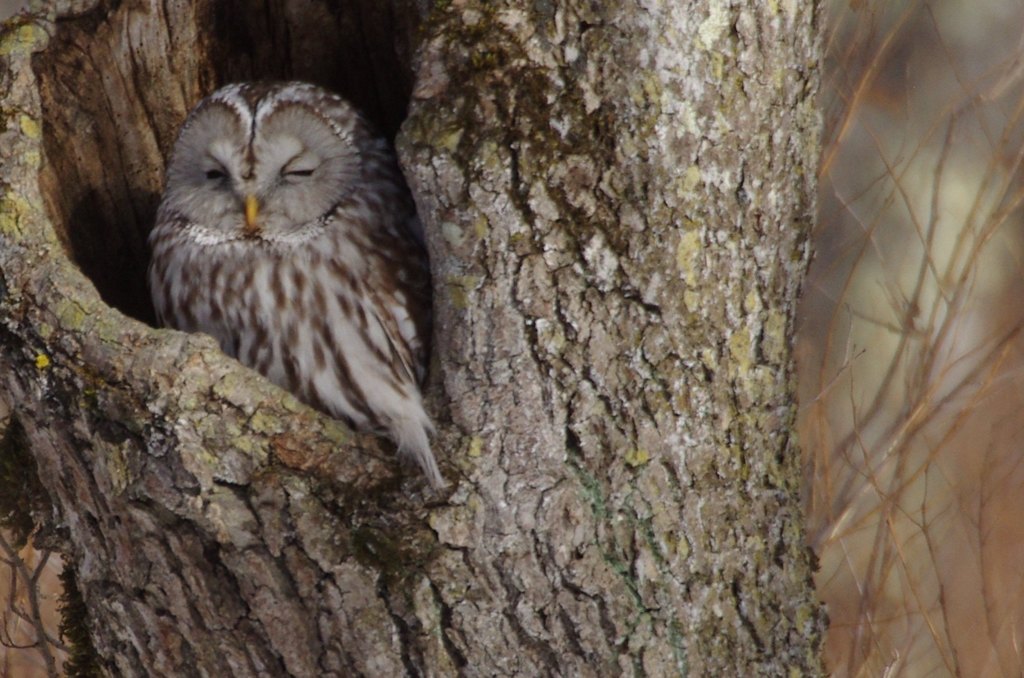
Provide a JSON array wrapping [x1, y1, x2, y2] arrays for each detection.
[[0, 21, 47, 58], [624, 448, 650, 468], [727, 329, 752, 375], [0, 191, 31, 237], [18, 113, 40, 139], [445, 274, 479, 310], [675, 230, 703, 287]]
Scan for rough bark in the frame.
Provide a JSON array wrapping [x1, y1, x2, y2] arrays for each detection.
[[0, 1, 825, 676]]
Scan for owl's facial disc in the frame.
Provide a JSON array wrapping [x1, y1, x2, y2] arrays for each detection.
[[162, 104, 254, 240], [164, 97, 360, 244]]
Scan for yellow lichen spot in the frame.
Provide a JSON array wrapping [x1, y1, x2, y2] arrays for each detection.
[[107, 442, 130, 494], [794, 600, 814, 628], [676, 536, 690, 560], [279, 392, 306, 413], [467, 436, 484, 458], [321, 419, 350, 446], [446, 275, 478, 310], [624, 448, 650, 468], [768, 0, 779, 13], [700, 347, 719, 372], [628, 79, 646, 107], [447, 284, 467, 310], [728, 330, 752, 374], [743, 288, 762, 315], [681, 165, 701, 194], [473, 215, 489, 239], [477, 140, 503, 173], [0, 23, 46, 57], [449, 286, 467, 309], [675, 230, 702, 286], [247, 409, 276, 435], [436, 126, 463, 153], [0, 193, 29, 237], [763, 308, 787, 363], [683, 290, 700, 312], [55, 298, 87, 329], [711, 52, 725, 81], [34, 353, 50, 369], [19, 115, 40, 139], [772, 67, 785, 93], [641, 72, 662, 108]]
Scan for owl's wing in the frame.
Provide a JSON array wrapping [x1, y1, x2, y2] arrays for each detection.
[[363, 225, 432, 385], [370, 289, 424, 386]]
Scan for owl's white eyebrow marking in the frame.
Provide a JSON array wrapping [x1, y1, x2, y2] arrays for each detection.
[[209, 84, 254, 133], [258, 86, 353, 144], [205, 85, 259, 169]]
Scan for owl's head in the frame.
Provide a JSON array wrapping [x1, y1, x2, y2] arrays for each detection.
[[161, 82, 367, 243]]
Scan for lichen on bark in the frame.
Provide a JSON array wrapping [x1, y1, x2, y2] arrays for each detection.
[[402, 1, 826, 674]]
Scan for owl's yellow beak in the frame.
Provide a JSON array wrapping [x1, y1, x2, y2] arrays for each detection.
[[243, 194, 260, 234]]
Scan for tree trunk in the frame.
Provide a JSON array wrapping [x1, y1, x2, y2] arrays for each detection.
[[0, 1, 826, 676]]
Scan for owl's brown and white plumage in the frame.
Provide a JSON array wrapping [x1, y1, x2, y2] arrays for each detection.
[[148, 81, 443, 487]]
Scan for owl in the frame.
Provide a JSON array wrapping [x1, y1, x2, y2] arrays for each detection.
[[148, 81, 443, 488]]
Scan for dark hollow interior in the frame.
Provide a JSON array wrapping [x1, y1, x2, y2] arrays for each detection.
[[32, 0, 426, 324]]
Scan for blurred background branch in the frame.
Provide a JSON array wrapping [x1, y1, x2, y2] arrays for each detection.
[[801, 1, 1024, 675]]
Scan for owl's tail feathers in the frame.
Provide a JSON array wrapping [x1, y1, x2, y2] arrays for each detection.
[[392, 413, 445, 489]]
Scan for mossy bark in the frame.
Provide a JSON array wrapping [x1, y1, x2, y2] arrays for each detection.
[[0, 1, 825, 676]]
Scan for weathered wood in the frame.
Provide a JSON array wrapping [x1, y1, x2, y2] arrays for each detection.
[[0, 1, 826, 675]]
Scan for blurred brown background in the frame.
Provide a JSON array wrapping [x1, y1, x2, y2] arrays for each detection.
[[802, 1, 1024, 675]]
